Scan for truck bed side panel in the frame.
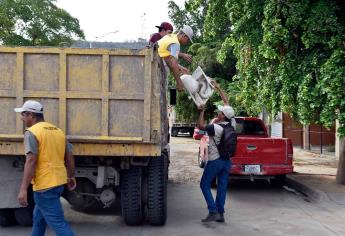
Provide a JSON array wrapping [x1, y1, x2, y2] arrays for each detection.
[[0, 47, 168, 156]]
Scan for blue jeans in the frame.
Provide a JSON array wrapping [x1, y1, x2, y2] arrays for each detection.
[[31, 185, 74, 236], [200, 158, 231, 214]]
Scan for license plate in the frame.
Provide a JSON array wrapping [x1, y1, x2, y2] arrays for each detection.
[[244, 165, 261, 174]]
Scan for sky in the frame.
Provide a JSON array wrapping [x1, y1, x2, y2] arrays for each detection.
[[56, 0, 186, 42]]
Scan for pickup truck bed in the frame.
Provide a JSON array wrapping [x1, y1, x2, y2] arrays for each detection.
[[195, 117, 293, 186]]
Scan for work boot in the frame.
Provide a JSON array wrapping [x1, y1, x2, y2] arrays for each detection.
[[216, 213, 225, 223], [201, 212, 219, 223]]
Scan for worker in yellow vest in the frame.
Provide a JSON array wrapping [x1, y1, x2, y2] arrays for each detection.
[[14, 100, 76, 236], [158, 25, 194, 91]]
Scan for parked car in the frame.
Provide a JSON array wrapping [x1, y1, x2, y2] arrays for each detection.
[[195, 117, 294, 187], [171, 122, 197, 137]]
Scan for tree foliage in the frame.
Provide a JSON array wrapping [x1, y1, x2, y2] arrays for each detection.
[[0, 0, 84, 46], [168, 0, 238, 122], [224, 0, 345, 136], [169, 0, 345, 136]]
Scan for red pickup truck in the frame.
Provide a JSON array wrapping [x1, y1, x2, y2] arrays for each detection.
[[194, 117, 294, 187]]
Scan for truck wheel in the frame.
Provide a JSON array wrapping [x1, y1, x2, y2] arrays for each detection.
[[65, 178, 98, 212], [121, 167, 144, 226], [271, 175, 286, 188], [14, 207, 34, 226], [198, 148, 205, 168], [147, 153, 168, 226], [14, 185, 34, 226], [0, 209, 16, 227]]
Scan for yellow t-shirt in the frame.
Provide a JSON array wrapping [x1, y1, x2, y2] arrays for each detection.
[[158, 33, 180, 58], [27, 122, 67, 191]]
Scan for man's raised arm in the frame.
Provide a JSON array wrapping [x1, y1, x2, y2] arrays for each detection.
[[211, 81, 229, 105]]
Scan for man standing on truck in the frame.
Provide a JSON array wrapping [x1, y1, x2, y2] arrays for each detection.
[[197, 82, 236, 223], [157, 25, 194, 91], [14, 100, 76, 236], [148, 22, 174, 46]]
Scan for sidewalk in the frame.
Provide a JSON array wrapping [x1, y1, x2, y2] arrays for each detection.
[[286, 148, 345, 205]]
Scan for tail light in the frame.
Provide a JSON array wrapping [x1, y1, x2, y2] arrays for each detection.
[[287, 139, 293, 163]]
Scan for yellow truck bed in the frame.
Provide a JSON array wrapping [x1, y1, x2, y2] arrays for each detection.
[[0, 46, 168, 156]]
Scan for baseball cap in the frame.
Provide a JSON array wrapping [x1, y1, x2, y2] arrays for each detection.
[[181, 25, 194, 43], [217, 105, 235, 119], [155, 22, 173, 32], [14, 100, 44, 114]]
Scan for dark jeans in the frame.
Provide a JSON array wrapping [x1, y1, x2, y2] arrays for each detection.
[[200, 158, 231, 214], [32, 185, 74, 236]]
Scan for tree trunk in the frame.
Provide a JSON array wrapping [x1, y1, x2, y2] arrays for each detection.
[[336, 141, 345, 185]]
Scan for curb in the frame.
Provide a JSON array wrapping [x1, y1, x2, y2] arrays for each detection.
[[286, 175, 329, 202]]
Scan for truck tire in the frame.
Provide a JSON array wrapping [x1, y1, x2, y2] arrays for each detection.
[[66, 178, 98, 212], [147, 153, 168, 226], [14, 185, 35, 226], [0, 209, 16, 227], [121, 167, 144, 226], [14, 207, 34, 226], [271, 175, 286, 188]]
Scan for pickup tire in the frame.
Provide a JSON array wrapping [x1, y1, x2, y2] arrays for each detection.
[[121, 167, 144, 226], [198, 148, 205, 168], [211, 178, 217, 188], [271, 175, 286, 188], [0, 209, 16, 227], [147, 154, 168, 226], [171, 129, 178, 137]]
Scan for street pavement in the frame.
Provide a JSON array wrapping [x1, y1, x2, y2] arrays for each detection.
[[1, 137, 344, 236], [287, 148, 345, 205], [1, 182, 344, 236]]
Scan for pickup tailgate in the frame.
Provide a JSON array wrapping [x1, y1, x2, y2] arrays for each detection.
[[231, 136, 293, 175], [235, 136, 288, 164]]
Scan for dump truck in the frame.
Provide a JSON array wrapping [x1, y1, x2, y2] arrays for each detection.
[[0, 46, 169, 226]]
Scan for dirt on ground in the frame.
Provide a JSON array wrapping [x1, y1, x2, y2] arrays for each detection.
[[168, 136, 202, 184], [293, 148, 338, 175]]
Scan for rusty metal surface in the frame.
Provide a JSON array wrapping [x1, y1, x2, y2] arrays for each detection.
[[0, 46, 168, 156]]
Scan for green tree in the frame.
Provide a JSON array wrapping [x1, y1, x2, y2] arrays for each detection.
[[223, 0, 345, 135], [203, 0, 345, 183], [0, 0, 84, 46], [168, 0, 238, 122], [169, 0, 345, 183]]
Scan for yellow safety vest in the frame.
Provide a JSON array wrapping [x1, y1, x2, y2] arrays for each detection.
[[158, 33, 180, 58], [27, 122, 67, 191]]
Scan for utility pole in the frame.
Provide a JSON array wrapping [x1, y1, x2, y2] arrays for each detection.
[[336, 140, 345, 184]]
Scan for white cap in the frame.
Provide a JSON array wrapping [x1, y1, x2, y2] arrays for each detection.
[[181, 25, 194, 43], [14, 100, 44, 114], [217, 105, 235, 119]]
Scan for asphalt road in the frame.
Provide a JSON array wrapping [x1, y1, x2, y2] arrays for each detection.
[[1, 136, 344, 236]]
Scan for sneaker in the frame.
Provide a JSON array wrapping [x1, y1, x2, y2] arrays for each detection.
[[216, 213, 225, 223], [201, 212, 219, 223]]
